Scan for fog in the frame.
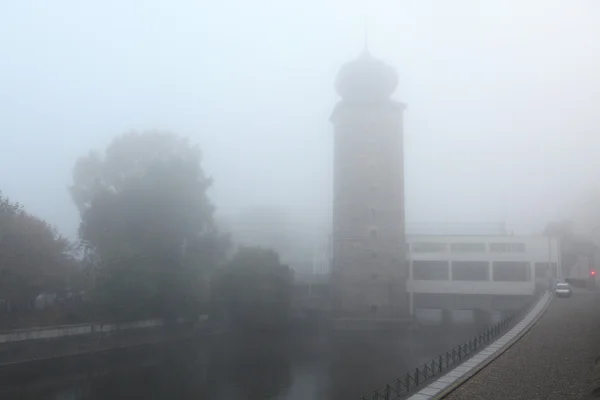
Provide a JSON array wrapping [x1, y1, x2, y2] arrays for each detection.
[[3, 0, 600, 238]]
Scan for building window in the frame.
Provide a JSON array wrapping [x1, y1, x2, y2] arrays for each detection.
[[412, 243, 448, 253], [452, 261, 489, 281], [371, 305, 378, 313], [489, 243, 526, 253], [369, 228, 378, 238], [413, 260, 449, 280], [492, 262, 530, 281], [370, 207, 376, 219], [450, 243, 486, 253]]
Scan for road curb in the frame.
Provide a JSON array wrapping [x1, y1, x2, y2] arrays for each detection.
[[430, 292, 554, 399]]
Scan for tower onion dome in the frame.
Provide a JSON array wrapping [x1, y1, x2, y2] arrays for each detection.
[[334, 49, 398, 102]]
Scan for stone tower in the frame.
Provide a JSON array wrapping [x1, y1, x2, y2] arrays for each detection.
[[330, 49, 408, 328]]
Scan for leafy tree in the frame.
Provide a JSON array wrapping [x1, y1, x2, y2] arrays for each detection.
[[0, 192, 74, 317], [71, 131, 228, 321], [71, 131, 208, 215], [212, 247, 293, 331]]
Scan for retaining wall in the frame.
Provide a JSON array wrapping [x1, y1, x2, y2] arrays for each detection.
[[0, 315, 208, 344]]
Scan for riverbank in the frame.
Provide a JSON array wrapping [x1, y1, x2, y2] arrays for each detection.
[[0, 315, 223, 368]]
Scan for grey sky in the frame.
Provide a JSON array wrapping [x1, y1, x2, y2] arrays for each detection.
[[2, 0, 600, 238]]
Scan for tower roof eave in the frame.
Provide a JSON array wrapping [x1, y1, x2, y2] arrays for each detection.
[[330, 100, 407, 125]]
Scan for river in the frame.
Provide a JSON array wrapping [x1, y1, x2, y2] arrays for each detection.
[[1, 324, 486, 400]]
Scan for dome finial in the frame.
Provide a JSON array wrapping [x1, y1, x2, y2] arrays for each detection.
[[334, 41, 398, 102]]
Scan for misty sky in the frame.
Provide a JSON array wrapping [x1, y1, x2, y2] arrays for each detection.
[[2, 0, 600, 238]]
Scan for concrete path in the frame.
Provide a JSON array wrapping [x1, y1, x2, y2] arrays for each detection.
[[444, 290, 600, 400]]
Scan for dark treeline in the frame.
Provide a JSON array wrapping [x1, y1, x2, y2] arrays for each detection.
[[0, 130, 293, 330]]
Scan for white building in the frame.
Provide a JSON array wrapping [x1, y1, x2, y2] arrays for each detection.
[[406, 235, 560, 325]]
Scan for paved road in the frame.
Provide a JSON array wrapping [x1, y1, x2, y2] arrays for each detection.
[[445, 290, 600, 400]]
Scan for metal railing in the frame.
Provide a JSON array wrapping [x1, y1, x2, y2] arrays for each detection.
[[360, 293, 543, 400]]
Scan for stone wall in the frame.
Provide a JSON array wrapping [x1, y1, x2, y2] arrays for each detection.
[[0, 315, 211, 367], [0, 315, 208, 344]]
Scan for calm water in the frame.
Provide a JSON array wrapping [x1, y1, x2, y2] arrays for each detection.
[[1, 325, 485, 400]]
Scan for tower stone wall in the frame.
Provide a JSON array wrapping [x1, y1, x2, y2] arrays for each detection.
[[330, 51, 409, 324]]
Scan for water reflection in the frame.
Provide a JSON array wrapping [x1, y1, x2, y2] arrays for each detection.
[[2, 325, 485, 400], [211, 336, 292, 399]]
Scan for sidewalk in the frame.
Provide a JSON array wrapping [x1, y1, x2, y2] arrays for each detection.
[[444, 290, 600, 400]]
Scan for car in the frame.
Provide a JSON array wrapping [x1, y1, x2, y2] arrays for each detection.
[[555, 282, 572, 298]]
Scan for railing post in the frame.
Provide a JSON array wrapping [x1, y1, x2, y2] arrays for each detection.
[[397, 377, 405, 393], [439, 356, 443, 373], [415, 368, 420, 386]]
